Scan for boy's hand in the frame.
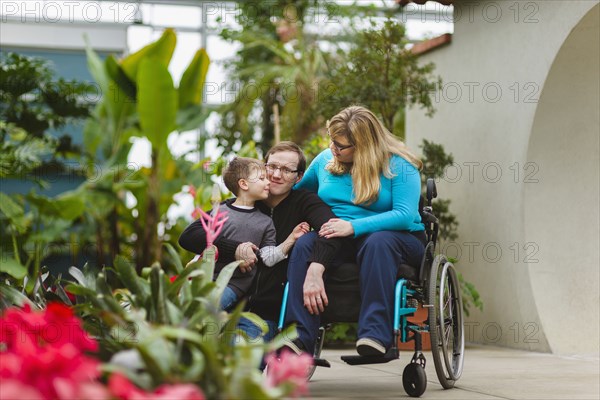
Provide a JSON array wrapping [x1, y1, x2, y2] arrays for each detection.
[[292, 222, 310, 240], [236, 242, 258, 273]]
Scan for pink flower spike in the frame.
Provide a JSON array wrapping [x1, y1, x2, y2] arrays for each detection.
[[197, 205, 228, 248], [212, 215, 228, 239]]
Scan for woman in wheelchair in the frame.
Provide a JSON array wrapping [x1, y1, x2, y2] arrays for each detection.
[[284, 105, 427, 358]]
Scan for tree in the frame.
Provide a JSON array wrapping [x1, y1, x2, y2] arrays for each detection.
[[215, 1, 382, 155], [0, 52, 92, 180], [323, 19, 440, 139], [0, 52, 93, 285]]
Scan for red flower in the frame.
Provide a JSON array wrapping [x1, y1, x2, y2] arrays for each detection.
[[1, 305, 206, 400], [0, 303, 101, 399]]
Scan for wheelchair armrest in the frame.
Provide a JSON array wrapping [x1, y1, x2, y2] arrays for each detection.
[[421, 209, 438, 225]]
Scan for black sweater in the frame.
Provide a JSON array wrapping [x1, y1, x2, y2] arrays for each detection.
[[178, 189, 342, 320]]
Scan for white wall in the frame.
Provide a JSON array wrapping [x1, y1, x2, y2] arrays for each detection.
[[406, 0, 599, 353]]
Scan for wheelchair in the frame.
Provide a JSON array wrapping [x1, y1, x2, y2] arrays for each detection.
[[277, 179, 465, 397]]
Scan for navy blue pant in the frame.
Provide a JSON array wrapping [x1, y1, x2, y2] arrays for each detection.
[[285, 231, 425, 352]]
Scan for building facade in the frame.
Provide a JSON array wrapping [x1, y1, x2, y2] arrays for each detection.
[[406, 0, 599, 354]]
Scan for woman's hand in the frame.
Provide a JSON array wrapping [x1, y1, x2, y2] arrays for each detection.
[[236, 242, 258, 273], [319, 218, 354, 238], [303, 263, 328, 315]]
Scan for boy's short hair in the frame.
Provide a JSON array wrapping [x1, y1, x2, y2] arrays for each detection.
[[223, 157, 265, 196], [264, 141, 307, 175]]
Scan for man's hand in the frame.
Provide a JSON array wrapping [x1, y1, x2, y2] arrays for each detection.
[[303, 262, 328, 315], [236, 242, 258, 273]]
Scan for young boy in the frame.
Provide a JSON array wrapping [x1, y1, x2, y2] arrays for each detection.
[[216, 157, 308, 311]]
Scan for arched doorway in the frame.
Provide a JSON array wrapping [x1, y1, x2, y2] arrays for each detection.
[[525, 4, 599, 354]]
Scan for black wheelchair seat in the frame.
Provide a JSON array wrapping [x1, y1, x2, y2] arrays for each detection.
[[321, 262, 420, 324]]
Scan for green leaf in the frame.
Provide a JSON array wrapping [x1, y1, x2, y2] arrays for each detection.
[[0, 283, 35, 308], [85, 35, 108, 92], [209, 260, 242, 305], [0, 192, 29, 233], [136, 338, 173, 383], [82, 113, 104, 158], [150, 264, 169, 324], [137, 59, 177, 147], [163, 243, 183, 273], [64, 284, 97, 297], [114, 255, 146, 301], [267, 325, 298, 352], [155, 326, 206, 345], [167, 259, 204, 299], [69, 267, 86, 286], [0, 257, 27, 279], [178, 49, 210, 109], [54, 190, 85, 220], [105, 55, 137, 100], [121, 28, 176, 82], [176, 104, 213, 132], [239, 312, 269, 336]]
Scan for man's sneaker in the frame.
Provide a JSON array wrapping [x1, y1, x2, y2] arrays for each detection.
[[356, 338, 386, 356]]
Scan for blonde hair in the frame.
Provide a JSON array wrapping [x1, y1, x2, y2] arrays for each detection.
[[326, 105, 422, 205]]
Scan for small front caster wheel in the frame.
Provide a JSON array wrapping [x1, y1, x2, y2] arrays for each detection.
[[403, 363, 427, 397]]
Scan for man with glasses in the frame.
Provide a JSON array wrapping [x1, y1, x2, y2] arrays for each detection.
[[179, 141, 342, 341]]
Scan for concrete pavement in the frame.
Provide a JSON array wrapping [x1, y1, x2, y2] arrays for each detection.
[[306, 344, 600, 399]]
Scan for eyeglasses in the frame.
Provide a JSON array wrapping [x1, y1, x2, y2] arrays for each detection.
[[265, 163, 299, 177], [330, 140, 354, 152], [327, 129, 354, 152]]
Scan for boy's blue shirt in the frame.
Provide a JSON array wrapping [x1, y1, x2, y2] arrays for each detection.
[[296, 149, 424, 237]]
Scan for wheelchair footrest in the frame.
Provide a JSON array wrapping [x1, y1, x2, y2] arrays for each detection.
[[313, 358, 331, 368], [341, 349, 399, 366]]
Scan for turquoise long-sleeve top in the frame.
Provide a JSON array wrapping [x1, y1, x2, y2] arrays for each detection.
[[296, 149, 424, 237]]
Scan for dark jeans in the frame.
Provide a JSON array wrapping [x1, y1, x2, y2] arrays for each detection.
[[285, 230, 425, 351]]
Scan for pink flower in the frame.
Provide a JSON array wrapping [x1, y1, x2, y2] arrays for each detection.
[[54, 378, 111, 400], [264, 349, 313, 397], [202, 161, 213, 173], [108, 373, 205, 400], [0, 379, 44, 400], [153, 383, 206, 400]]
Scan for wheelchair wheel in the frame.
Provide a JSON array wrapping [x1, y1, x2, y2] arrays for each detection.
[[307, 326, 326, 380], [402, 363, 427, 397], [428, 255, 465, 388]]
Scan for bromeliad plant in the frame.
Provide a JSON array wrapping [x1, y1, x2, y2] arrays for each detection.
[[63, 184, 310, 399]]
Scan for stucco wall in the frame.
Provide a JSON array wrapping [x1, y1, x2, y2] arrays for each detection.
[[406, 0, 599, 353]]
